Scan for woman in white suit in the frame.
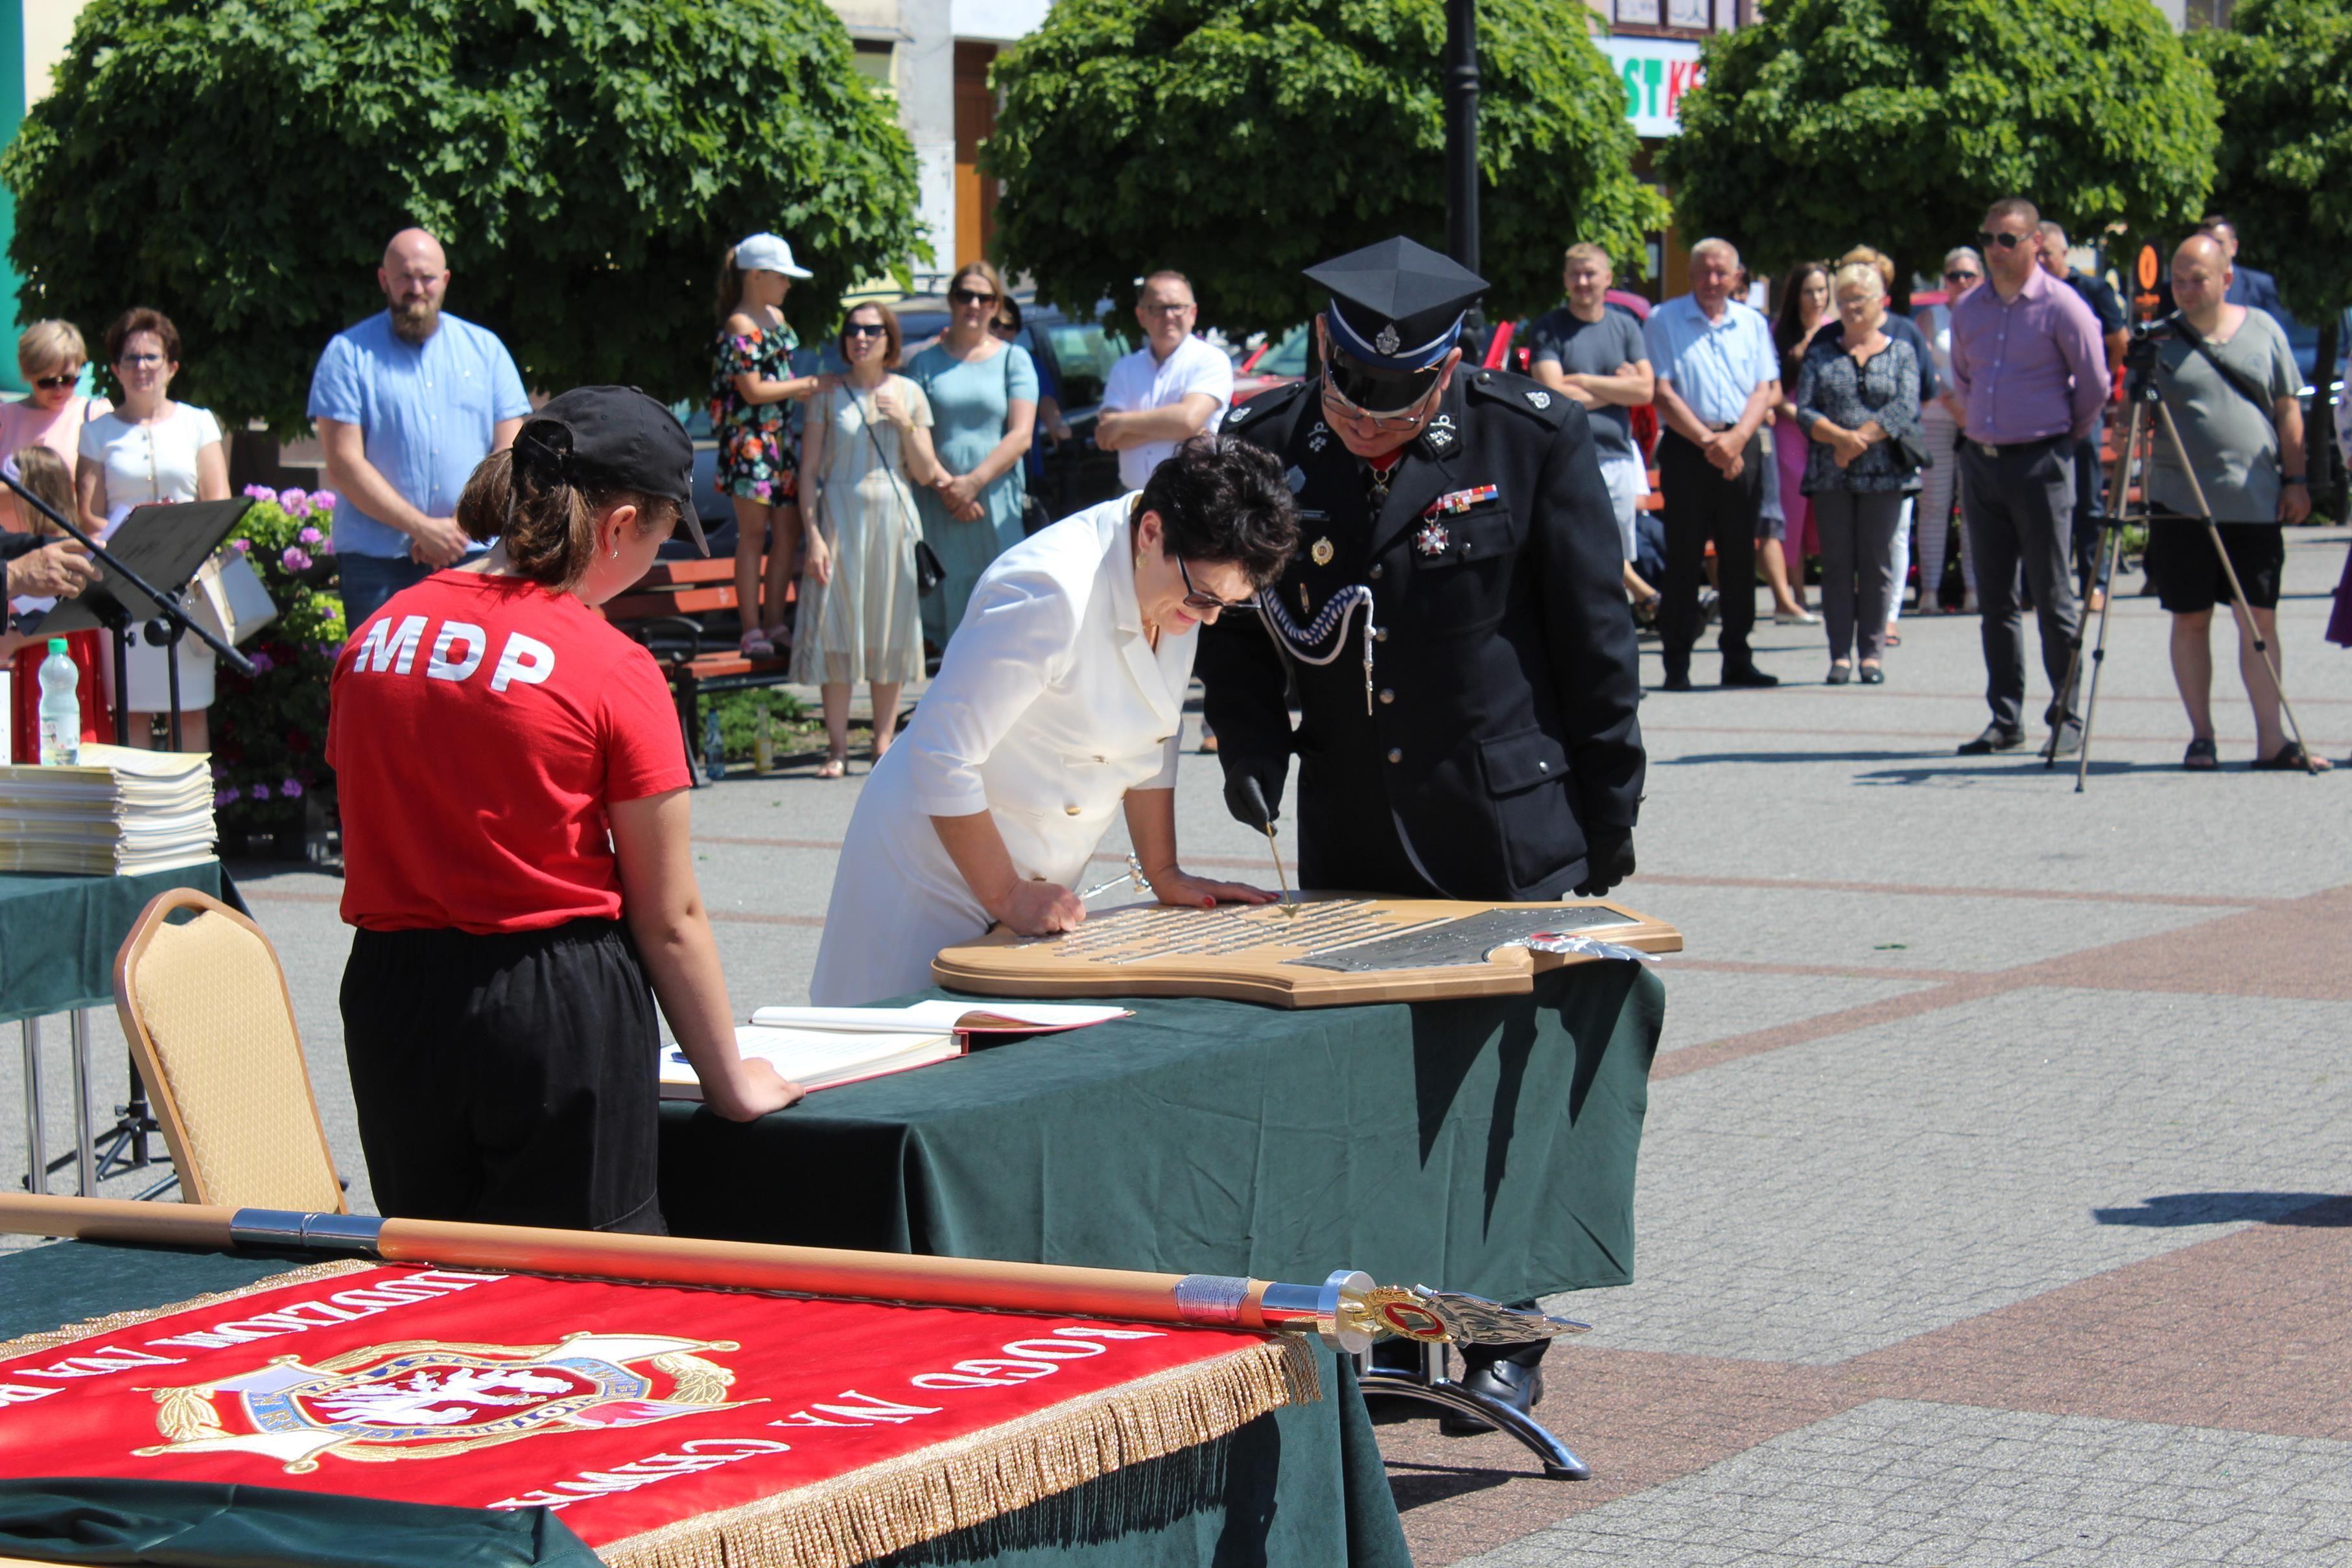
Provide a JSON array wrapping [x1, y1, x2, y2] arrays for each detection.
[[812, 438, 1297, 1005]]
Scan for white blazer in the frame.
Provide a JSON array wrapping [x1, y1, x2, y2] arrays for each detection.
[[810, 495, 1193, 1005]]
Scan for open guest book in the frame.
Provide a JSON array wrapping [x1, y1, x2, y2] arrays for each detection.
[[660, 1000, 1132, 1100]]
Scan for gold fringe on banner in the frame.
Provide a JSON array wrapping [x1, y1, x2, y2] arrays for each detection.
[[0, 1258, 377, 1363], [599, 1334, 1322, 1568]]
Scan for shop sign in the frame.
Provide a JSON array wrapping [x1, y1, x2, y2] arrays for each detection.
[[1600, 36, 1705, 138]]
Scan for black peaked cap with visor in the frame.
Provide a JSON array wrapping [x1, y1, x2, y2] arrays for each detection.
[[513, 386, 707, 555], [1307, 237, 1488, 417]]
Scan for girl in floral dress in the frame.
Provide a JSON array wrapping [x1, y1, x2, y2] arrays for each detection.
[[710, 233, 825, 656]]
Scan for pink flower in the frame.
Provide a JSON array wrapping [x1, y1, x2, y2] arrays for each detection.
[[213, 788, 239, 809], [280, 546, 312, 573], [297, 526, 322, 544], [317, 535, 336, 556], [279, 778, 304, 799], [230, 537, 252, 554], [248, 650, 276, 673], [311, 490, 338, 511], [242, 484, 276, 502], [248, 783, 270, 801], [278, 487, 309, 512]]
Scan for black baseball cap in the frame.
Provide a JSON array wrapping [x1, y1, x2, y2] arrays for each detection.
[[516, 386, 707, 555]]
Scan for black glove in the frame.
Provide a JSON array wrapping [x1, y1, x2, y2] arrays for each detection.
[[1575, 830, 1635, 898], [1221, 755, 1288, 831]]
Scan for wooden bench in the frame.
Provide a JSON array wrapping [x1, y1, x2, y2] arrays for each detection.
[[601, 557, 794, 783]]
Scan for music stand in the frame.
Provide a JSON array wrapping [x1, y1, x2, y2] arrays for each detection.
[[28, 498, 255, 750]]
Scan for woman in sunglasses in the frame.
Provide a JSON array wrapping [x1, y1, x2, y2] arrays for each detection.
[[794, 302, 944, 777], [810, 436, 1293, 1005], [0, 322, 111, 474], [907, 261, 1037, 650]]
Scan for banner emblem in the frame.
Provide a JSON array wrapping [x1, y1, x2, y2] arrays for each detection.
[[137, 1333, 750, 1472]]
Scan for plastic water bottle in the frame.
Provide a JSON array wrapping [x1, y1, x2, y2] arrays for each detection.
[[703, 710, 726, 783], [36, 639, 80, 766]]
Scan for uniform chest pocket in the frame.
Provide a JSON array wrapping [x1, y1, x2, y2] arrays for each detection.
[[1404, 505, 1512, 631]]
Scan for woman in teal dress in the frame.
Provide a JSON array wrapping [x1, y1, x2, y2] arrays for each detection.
[[908, 261, 1036, 649]]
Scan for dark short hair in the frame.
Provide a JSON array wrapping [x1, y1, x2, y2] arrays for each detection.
[[105, 307, 180, 366], [842, 301, 902, 369], [2198, 213, 2235, 235], [1136, 434, 1299, 587]]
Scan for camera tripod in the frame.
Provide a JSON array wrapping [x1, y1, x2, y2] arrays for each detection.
[[2054, 328, 2322, 790]]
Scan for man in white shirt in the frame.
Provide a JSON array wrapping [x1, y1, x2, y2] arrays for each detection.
[[1096, 271, 1234, 492]]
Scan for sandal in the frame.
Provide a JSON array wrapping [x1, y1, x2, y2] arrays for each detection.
[[815, 754, 847, 779], [2182, 738, 2218, 772], [2253, 742, 2329, 773], [739, 627, 775, 659]]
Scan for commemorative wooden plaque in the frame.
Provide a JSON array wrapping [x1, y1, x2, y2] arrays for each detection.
[[931, 895, 1682, 1008]]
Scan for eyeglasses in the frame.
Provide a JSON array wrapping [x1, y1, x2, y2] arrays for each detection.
[[1319, 366, 1434, 431], [1976, 230, 2028, 252], [32, 373, 76, 390], [1944, 269, 1981, 283], [843, 323, 886, 340], [117, 353, 165, 368], [949, 287, 998, 307], [1140, 301, 1195, 316], [1175, 556, 1254, 613]]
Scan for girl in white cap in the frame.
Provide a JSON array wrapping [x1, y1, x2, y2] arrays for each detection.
[[711, 233, 825, 658]]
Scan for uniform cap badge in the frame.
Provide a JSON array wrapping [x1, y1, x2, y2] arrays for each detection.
[[1374, 324, 1402, 355], [1310, 537, 1335, 566], [1415, 521, 1451, 557], [1527, 390, 1552, 410]]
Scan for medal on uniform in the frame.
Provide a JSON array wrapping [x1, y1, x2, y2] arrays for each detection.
[[1415, 520, 1451, 557], [1310, 537, 1334, 567], [1299, 582, 1311, 614]]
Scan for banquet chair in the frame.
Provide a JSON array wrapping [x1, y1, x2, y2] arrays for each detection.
[[111, 887, 347, 1212]]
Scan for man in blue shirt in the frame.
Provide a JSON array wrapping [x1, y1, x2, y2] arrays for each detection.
[[2199, 216, 2291, 334], [1643, 238, 1782, 689], [309, 228, 532, 630]]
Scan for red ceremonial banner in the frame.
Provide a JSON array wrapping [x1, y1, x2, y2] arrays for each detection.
[[0, 1262, 1318, 1568]]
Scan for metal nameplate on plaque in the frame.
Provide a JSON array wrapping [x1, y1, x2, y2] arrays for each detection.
[[1289, 906, 1639, 972]]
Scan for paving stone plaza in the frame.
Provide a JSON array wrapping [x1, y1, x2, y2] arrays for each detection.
[[9, 530, 2349, 1564]]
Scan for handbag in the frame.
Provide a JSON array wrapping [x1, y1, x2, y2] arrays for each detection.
[[845, 382, 947, 594], [189, 548, 277, 647], [1893, 429, 1932, 473]]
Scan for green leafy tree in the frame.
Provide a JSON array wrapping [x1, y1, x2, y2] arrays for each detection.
[[1660, 0, 2219, 293], [985, 0, 1669, 334], [2191, 0, 2352, 515], [4, 0, 921, 434]]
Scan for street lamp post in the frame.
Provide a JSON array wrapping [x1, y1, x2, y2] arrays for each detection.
[[1444, 0, 1479, 281]]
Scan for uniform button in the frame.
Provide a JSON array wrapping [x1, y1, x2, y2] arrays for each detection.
[[1538, 760, 1550, 771], [1387, 747, 1402, 764], [1374, 627, 1388, 643], [1379, 688, 1394, 704], [1369, 563, 1384, 579], [1064, 806, 1082, 815]]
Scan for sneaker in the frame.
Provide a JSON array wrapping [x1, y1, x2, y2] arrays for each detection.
[[1774, 607, 1821, 626], [2041, 721, 2084, 760]]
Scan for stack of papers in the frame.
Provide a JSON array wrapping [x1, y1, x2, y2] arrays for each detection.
[[662, 1001, 1132, 1101], [0, 744, 218, 875]]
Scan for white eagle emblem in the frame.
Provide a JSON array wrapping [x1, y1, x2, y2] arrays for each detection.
[[1527, 390, 1552, 410], [1374, 324, 1401, 356], [135, 1332, 749, 1473]]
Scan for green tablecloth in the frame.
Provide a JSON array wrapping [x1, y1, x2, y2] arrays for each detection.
[[0, 1242, 1409, 1568], [0, 866, 224, 1025], [662, 963, 1664, 1302]]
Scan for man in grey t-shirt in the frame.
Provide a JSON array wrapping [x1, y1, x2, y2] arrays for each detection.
[[1530, 243, 1656, 602], [2147, 233, 2325, 772]]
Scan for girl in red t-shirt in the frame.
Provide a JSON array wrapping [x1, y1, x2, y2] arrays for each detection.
[[327, 387, 797, 1233]]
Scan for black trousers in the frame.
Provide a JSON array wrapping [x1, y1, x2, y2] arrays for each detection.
[[1656, 429, 1762, 672], [342, 918, 667, 1234]]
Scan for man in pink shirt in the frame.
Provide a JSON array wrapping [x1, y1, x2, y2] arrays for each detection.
[[1947, 196, 2109, 758]]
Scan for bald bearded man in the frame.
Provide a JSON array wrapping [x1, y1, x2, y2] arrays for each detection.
[[309, 228, 532, 627]]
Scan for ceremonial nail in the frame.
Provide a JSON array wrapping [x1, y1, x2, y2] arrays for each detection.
[[1201, 897, 1214, 909]]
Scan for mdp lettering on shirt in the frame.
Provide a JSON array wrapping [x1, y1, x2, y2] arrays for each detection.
[[350, 614, 556, 693]]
